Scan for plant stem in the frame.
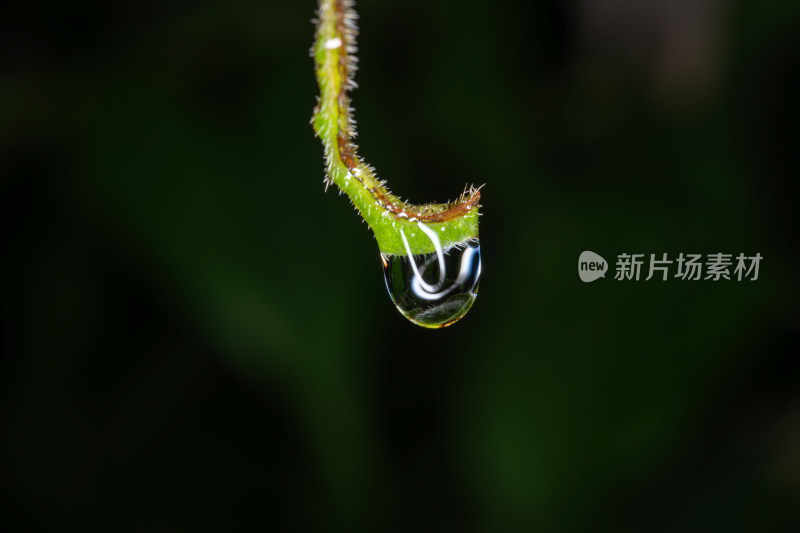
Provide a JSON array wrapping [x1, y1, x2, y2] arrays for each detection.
[[311, 0, 481, 256]]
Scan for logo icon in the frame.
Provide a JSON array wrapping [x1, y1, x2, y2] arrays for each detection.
[[579, 251, 608, 282]]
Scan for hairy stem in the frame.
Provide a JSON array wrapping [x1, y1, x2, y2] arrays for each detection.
[[311, 0, 481, 256]]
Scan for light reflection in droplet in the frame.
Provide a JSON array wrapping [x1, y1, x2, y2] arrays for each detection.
[[381, 223, 481, 328]]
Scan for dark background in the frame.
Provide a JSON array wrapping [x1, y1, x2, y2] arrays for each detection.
[[2, 0, 798, 530]]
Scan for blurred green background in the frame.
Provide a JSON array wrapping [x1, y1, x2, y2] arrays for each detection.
[[2, 0, 798, 530]]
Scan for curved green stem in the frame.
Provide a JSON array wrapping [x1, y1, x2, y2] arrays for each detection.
[[311, 0, 481, 256]]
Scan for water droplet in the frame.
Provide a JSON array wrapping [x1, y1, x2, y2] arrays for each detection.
[[324, 37, 343, 50], [381, 229, 481, 328]]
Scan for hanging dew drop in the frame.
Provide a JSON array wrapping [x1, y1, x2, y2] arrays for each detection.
[[380, 223, 481, 328], [381, 243, 481, 328]]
